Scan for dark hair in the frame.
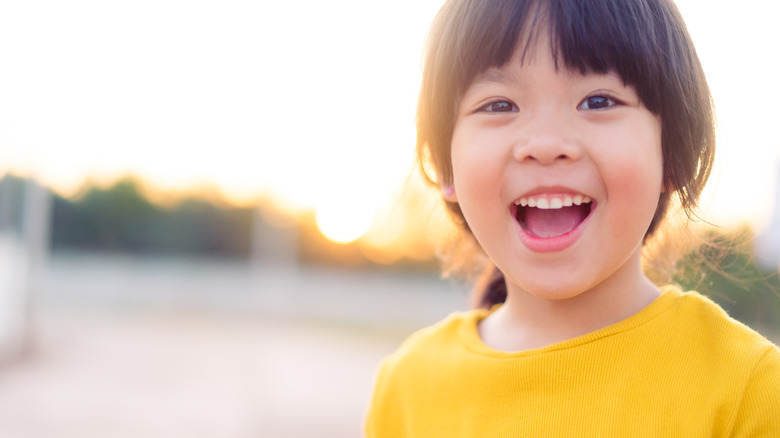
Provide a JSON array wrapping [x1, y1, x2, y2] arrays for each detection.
[[416, 0, 716, 308]]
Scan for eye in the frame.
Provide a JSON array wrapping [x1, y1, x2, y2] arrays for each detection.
[[477, 100, 518, 113], [577, 95, 619, 110]]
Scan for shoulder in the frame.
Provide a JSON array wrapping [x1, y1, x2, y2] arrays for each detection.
[[664, 287, 780, 434], [664, 287, 777, 359], [640, 287, 779, 395], [381, 309, 484, 372], [369, 309, 485, 396]]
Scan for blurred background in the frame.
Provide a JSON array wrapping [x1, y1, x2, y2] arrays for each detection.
[[0, 0, 779, 437]]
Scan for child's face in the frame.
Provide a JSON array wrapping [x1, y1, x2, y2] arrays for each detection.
[[446, 35, 663, 301]]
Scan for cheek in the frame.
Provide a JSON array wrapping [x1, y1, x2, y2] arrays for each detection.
[[450, 128, 502, 193], [604, 125, 664, 230], [611, 145, 662, 191], [449, 126, 511, 241]]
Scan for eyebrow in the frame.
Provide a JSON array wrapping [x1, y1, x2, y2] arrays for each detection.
[[473, 68, 512, 86]]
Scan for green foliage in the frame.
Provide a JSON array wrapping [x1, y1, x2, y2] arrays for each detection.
[[673, 227, 780, 335], [51, 177, 253, 257]]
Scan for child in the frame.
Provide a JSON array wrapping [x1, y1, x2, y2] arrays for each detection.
[[365, 0, 780, 436]]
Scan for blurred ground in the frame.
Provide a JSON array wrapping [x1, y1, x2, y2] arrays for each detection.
[[0, 254, 469, 438]]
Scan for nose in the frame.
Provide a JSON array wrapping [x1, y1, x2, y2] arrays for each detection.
[[512, 113, 583, 165]]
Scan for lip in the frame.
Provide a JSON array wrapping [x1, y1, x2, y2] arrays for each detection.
[[510, 187, 595, 253]]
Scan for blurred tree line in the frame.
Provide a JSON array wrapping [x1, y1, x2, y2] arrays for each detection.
[[1, 173, 437, 268], [48, 176, 253, 258]]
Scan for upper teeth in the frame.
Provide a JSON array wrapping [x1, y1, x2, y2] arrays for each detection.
[[515, 194, 592, 209]]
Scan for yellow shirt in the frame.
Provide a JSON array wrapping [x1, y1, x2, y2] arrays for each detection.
[[365, 287, 780, 437]]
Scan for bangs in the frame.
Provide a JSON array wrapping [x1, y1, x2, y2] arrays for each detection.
[[441, 0, 687, 114]]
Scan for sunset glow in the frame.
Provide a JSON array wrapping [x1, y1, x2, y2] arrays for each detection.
[[315, 199, 376, 245]]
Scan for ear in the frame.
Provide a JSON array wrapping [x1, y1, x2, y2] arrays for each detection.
[[441, 185, 458, 203]]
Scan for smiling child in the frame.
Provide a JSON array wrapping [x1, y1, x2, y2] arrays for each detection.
[[365, 0, 780, 436]]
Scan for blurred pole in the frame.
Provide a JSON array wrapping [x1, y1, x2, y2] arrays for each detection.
[[250, 205, 300, 295], [0, 177, 50, 361], [0, 177, 12, 229], [755, 160, 780, 272], [0, 175, 23, 361], [21, 178, 51, 352]]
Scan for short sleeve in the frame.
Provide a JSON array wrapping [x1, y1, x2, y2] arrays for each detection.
[[730, 345, 780, 437]]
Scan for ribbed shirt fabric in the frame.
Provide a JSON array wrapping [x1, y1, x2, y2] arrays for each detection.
[[365, 286, 780, 437]]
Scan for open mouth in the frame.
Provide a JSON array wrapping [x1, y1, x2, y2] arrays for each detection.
[[513, 194, 593, 238]]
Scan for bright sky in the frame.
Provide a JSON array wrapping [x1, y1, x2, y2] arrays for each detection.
[[0, 0, 778, 239]]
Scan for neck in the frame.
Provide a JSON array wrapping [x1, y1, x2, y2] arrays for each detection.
[[479, 251, 660, 351]]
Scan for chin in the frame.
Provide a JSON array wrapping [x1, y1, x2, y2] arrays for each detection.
[[511, 278, 591, 302]]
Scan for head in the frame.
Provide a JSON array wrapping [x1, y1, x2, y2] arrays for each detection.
[[416, 0, 715, 301]]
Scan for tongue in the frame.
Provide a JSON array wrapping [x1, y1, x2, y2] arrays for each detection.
[[523, 206, 584, 238]]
